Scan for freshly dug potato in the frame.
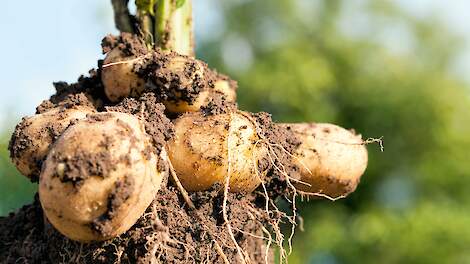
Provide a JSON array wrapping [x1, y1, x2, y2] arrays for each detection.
[[168, 111, 267, 192], [101, 47, 236, 111], [39, 112, 166, 242], [9, 106, 94, 181], [101, 48, 146, 102], [283, 123, 368, 198]]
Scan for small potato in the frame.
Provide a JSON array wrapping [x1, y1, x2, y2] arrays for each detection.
[[39, 112, 166, 242], [9, 106, 93, 181], [101, 47, 236, 111], [284, 123, 368, 198], [168, 111, 266, 192], [101, 48, 145, 102], [152, 54, 237, 113]]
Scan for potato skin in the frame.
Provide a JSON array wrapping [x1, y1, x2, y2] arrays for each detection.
[[39, 112, 166, 242], [102, 48, 145, 102], [284, 123, 368, 198], [168, 112, 266, 192], [9, 106, 93, 180], [164, 79, 237, 113]]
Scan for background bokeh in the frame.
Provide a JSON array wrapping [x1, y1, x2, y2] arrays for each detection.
[[1, 1, 470, 263]]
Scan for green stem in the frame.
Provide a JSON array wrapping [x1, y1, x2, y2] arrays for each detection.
[[137, 11, 154, 49], [154, 0, 194, 56], [114, 0, 194, 55]]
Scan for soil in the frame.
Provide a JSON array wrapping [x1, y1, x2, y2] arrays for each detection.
[[2, 33, 304, 263], [0, 187, 276, 263], [106, 92, 174, 153]]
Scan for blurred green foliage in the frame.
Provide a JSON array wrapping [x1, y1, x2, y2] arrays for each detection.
[[0, 132, 37, 216], [1, 0, 470, 263]]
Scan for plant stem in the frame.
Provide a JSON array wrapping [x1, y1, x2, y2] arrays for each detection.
[[111, 0, 135, 33], [137, 10, 154, 49], [154, 0, 194, 56], [113, 0, 194, 55]]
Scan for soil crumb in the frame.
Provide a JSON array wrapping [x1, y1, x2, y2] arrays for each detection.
[[106, 92, 174, 154]]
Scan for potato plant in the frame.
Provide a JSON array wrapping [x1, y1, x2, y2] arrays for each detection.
[[2, 0, 374, 263]]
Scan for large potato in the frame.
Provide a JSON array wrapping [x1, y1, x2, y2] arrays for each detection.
[[284, 123, 368, 198], [168, 111, 266, 192], [39, 112, 166, 242], [9, 106, 93, 181]]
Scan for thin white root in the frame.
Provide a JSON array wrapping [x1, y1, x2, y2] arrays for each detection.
[[213, 240, 230, 264], [297, 190, 346, 201], [262, 226, 273, 264], [295, 129, 384, 152], [165, 150, 196, 210], [102, 55, 147, 68], [252, 140, 270, 214]]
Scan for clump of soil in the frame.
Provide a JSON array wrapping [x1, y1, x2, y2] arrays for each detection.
[[36, 70, 104, 114], [106, 92, 174, 152]]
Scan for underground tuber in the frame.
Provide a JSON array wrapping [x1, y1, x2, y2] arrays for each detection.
[[283, 123, 368, 198], [101, 48, 146, 102], [9, 106, 94, 181], [101, 44, 237, 113], [167, 111, 267, 192], [39, 112, 167, 241]]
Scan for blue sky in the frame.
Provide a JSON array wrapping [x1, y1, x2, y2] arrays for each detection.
[[0, 0, 469, 131]]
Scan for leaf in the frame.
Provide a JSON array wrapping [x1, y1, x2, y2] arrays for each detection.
[[176, 0, 186, 9]]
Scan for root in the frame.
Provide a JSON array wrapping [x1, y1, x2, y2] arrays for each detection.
[[315, 136, 384, 152], [364, 137, 384, 152], [165, 146, 238, 263], [253, 140, 270, 214], [298, 190, 346, 201], [213, 240, 231, 264], [101, 55, 148, 68], [295, 129, 384, 152], [266, 142, 313, 176], [165, 150, 196, 210], [261, 226, 273, 264]]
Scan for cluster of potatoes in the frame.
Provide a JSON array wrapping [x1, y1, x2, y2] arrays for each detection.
[[8, 43, 368, 242]]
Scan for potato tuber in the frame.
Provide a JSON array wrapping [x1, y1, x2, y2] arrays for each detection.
[[164, 78, 237, 113], [101, 47, 237, 112], [39, 112, 166, 242], [9, 106, 94, 181], [101, 48, 146, 102], [168, 111, 267, 192], [283, 123, 368, 198]]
